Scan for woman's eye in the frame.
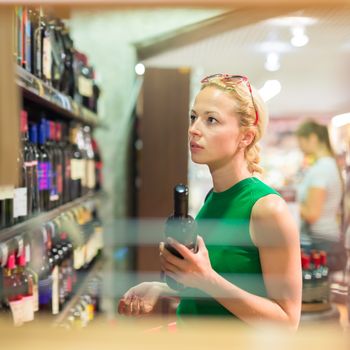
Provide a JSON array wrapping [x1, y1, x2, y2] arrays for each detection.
[[207, 116, 218, 124], [190, 115, 197, 123]]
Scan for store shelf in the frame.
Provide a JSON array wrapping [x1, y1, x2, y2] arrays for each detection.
[[16, 66, 100, 127], [53, 255, 104, 326], [0, 191, 102, 260]]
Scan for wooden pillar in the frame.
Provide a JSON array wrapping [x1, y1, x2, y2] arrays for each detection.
[[0, 6, 20, 187]]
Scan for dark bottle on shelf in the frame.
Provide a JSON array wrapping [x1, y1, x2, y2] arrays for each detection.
[[164, 184, 197, 291], [36, 122, 51, 211], [58, 123, 71, 204], [45, 119, 59, 208], [13, 111, 28, 225], [31, 8, 42, 78], [69, 125, 83, 200], [0, 186, 14, 228], [20, 110, 33, 219], [92, 138, 102, 191], [28, 122, 40, 214], [53, 122, 64, 206]]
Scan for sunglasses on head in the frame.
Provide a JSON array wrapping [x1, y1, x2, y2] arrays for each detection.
[[200, 74, 259, 126]]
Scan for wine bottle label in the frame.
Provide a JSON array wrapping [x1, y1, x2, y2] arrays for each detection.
[[33, 283, 39, 312], [81, 159, 87, 186], [52, 266, 59, 315], [38, 162, 50, 190], [71, 159, 84, 180], [13, 187, 27, 218], [42, 36, 52, 80], [9, 300, 24, 327], [78, 76, 93, 97], [22, 295, 34, 322], [87, 160, 96, 189], [73, 248, 81, 269], [0, 186, 15, 200]]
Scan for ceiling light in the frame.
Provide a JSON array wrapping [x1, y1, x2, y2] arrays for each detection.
[[265, 16, 317, 27], [259, 80, 282, 102], [290, 26, 309, 47], [331, 113, 350, 128], [264, 52, 280, 72], [135, 63, 145, 76]]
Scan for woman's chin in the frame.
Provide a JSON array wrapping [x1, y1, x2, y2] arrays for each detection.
[[190, 154, 207, 164]]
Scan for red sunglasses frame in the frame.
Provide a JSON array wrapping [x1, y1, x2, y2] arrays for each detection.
[[201, 74, 259, 126]]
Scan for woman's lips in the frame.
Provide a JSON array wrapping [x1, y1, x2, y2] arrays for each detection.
[[190, 142, 204, 152]]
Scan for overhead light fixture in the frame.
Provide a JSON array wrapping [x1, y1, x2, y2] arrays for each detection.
[[264, 52, 280, 72], [331, 113, 350, 128], [135, 63, 145, 76], [259, 80, 282, 102], [290, 26, 309, 47], [265, 16, 317, 27]]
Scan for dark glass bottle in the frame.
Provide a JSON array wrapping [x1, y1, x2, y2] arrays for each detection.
[[28, 123, 40, 214], [59, 123, 71, 204], [53, 122, 64, 206], [45, 120, 58, 208], [0, 186, 14, 228], [164, 184, 197, 291], [37, 122, 51, 211], [20, 110, 33, 219]]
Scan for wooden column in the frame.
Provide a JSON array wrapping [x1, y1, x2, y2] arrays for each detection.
[[0, 6, 20, 187]]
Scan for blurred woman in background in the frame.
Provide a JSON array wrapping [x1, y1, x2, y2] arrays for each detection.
[[296, 120, 345, 270]]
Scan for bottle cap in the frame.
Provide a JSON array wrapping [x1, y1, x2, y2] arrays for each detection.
[[18, 251, 26, 267], [20, 110, 28, 133], [7, 254, 16, 270]]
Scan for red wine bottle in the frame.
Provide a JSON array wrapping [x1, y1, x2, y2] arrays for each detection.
[[164, 184, 197, 291]]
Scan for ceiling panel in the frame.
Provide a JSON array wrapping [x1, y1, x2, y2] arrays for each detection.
[[144, 6, 350, 118]]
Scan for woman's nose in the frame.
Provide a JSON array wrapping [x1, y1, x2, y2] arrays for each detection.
[[188, 120, 202, 137]]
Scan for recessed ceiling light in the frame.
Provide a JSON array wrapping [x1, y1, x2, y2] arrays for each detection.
[[331, 113, 350, 128], [259, 80, 282, 102], [135, 63, 145, 75], [265, 16, 317, 27]]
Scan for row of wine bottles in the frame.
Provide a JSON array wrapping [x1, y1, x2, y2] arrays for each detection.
[[301, 250, 329, 304], [0, 201, 103, 326], [14, 6, 100, 113], [0, 110, 103, 229]]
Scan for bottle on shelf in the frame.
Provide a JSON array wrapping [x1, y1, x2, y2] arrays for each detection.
[[164, 184, 197, 291], [83, 125, 96, 192], [15, 249, 35, 322], [69, 125, 83, 200], [301, 253, 313, 303], [0, 186, 15, 229], [92, 138, 102, 191], [29, 124, 44, 213], [3, 253, 24, 326], [53, 121, 64, 206]]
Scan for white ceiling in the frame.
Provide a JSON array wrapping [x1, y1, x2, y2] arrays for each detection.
[[144, 7, 350, 118]]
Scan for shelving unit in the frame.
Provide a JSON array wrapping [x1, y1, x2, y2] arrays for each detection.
[[0, 191, 103, 262], [16, 66, 100, 127], [53, 255, 104, 326]]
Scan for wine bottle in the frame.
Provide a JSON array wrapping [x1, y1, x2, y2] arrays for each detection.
[[37, 122, 51, 211], [164, 184, 197, 291], [69, 125, 83, 200]]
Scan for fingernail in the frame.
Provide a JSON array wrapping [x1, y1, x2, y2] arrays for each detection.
[[167, 237, 174, 244], [159, 242, 164, 252]]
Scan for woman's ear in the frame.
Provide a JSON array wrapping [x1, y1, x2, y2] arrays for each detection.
[[240, 130, 255, 148]]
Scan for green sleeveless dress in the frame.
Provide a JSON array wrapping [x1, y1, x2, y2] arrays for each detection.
[[176, 177, 280, 319]]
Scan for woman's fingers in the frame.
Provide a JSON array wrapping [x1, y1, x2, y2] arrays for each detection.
[[160, 253, 181, 274]]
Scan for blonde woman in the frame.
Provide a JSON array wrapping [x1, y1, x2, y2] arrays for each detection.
[[118, 74, 301, 329]]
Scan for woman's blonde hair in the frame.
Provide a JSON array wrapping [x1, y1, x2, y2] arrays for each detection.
[[201, 77, 268, 174]]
